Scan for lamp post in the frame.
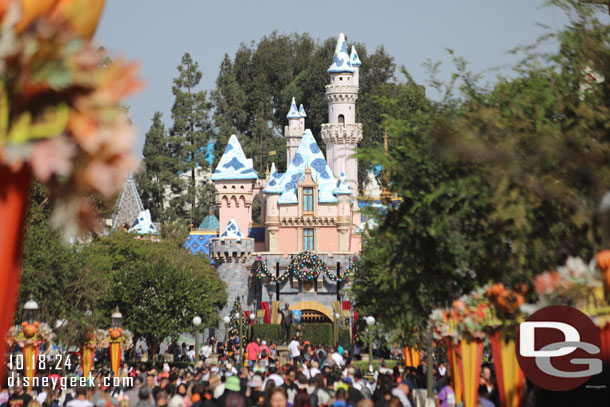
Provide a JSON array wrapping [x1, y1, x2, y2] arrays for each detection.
[[223, 316, 231, 343], [111, 307, 123, 328], [23, 295, 39, 323], [249, 311, 256, 341], [333, 311, 339, 347], [109, 307, 123, 377], [365, 316, 375, 372], [192, 316, 202, 363], [236, 311, 243, 366], [22, 296, 39, 390]]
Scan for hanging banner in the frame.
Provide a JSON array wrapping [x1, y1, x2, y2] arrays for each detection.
[[23, 343, 40, 389], [490, 332, 524, 407], [110, 342, 121, 377], [456, 339, 484, 407], [402, 347, 421, 368]]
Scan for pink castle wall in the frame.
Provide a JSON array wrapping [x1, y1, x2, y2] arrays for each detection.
[[318, 227, 339, 253], [278, 228, 298, 253], [219, 195, 251, 237]]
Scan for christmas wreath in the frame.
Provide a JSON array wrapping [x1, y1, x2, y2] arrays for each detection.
[[289, 251, 327, 280]]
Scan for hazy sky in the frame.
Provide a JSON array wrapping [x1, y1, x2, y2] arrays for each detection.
[[94, 1, 588, 155]]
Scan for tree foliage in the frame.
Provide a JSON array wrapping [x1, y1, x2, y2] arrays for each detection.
[[19, 183, 226, 355], [352, 1, 610, 345], [80, 232, 227, 355]]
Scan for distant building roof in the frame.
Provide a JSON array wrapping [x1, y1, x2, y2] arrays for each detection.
[[328, 33, 355, 74], [112, 176, 145, 230], [198, 214, 219, 231], [211, 134, 258, 181], [286, 97, 301, 119], [129, 209, 159, 235], [264, 129, 338, 204]]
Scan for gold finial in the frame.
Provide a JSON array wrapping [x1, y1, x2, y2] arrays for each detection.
[[265, 163, 270, 179]]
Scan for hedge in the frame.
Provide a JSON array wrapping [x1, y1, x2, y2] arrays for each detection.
[[353, 359, 401, 372], [251, 324, 345, 348]]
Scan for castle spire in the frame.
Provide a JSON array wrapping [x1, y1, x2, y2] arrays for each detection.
[[286, 97, 300, 119], [299, 104, 307, 118], [350, 45, 361, 67], [328, 33, 354, 73]]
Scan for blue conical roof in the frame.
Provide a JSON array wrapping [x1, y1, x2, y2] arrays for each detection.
[[286, 97, 301, 119], [199, 214, 219, 231], [129, 209, 159, 235], [299, 104, 307, 118], [333, 166, 351, 195], [211, 135, 258, 181], [264, 129, 338, 204], [328, 33, 354, 74], [219, 218, 243, 242], [350, 46, 361, 67]]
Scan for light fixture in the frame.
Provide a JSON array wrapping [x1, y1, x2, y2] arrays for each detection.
[[365, 316, 376, 326], [192, 316, 202, 327], [111, 306, 123, 328], [23, 295, 39, 323], [223, 316, 231, 324]]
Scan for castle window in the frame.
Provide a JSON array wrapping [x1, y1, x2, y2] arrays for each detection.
[[338, 114, 345, 124], [303, 187, 313, 212], [304, 228, 314, 251]]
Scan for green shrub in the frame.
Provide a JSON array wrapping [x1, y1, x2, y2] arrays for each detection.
[[353, 359, 401, 372]]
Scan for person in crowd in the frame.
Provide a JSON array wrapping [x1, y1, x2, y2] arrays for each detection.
[[268, 388, 287, 407], [390, 380, 411, 407], [435, 376, 455, 407], [65, 388, 91, 407], [258, 341, 270, 371], [216, 376, 246, 407], [246, 339, 260, 369], [288, 337, 301, 367], [477, 365, 499, 407], [281, 370, 298, 406], [9, 385, 32, 407]]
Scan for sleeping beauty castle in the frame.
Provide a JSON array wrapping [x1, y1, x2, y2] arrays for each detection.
[[184, 33, 390, 334]]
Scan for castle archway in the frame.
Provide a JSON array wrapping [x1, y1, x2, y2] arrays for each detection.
[[289, 301, 334, 322]]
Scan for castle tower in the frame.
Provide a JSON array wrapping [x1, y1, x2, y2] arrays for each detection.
[[210, 135, 258, 235], [321, 33, 363, 201], [284, 97, 305, 165], [333, 166, 352, 251]]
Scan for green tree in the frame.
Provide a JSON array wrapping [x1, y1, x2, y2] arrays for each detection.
[[352, 1, 610, 345], [137, 112, 173, 223], [80, 232, 226, 356], [212, 32, 395, 190], [169, 53, 214, 225], [19, 182, 109, 351]]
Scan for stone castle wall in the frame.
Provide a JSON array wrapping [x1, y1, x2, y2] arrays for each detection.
[[212, 251, 355, 340]]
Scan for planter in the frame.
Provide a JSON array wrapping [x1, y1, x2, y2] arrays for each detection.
[[0, 165, 32, 385], [490, 331, 524, 407]]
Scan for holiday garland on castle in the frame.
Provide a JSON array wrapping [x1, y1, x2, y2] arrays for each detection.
[[255, 252, 355, 283]]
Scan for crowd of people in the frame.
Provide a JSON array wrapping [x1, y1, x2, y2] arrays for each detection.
[[1, 335, 503, 407]]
